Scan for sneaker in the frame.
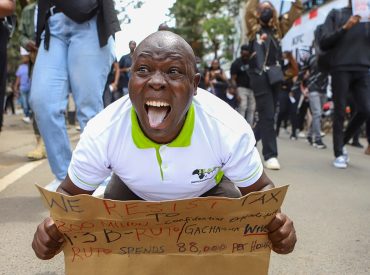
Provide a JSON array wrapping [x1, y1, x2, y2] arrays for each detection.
[[307, 136, 313, 146], [320, 131, 326, 137], [350, 141, 364, 148], [313, 140, 327, 149], [22, 116, 31, 124], [45, 179, 62, 192], [342, 146, 350, 163], [333, 156, 347, 169], [290, 135, 297, 141], [297, 131, 306, 138], [264, 157, 281, 170]]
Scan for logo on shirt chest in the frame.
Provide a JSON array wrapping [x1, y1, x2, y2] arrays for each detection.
[[191, 167, 220, 184]]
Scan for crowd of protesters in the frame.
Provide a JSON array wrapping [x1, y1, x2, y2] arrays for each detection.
[[194, 0, 370, 171]]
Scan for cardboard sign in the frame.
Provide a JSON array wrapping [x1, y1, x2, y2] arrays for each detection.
[[352, 0, 370, 21], [36, 185, 288, 275]]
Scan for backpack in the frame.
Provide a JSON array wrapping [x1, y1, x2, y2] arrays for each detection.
[[314, 9, 343, 73], [52, 0, 99, 24]]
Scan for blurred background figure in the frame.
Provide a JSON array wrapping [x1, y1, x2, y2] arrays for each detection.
[[301, 53, 328, 149], [158, 22, 170, 31], [245, 0, 303, 170], [220, 83, 240, 110], [103, 60, 120, 108], [205, 59, 228, 98], [18, 0, 47, 160], [29, 0, 119, 190], [13, 51, 31, 124], [319, 0, 370, 168], [276, 51, 299, 139], [0, 0, 16, 133], [119, 40, 136, 96], [230, 44, 255, 126]]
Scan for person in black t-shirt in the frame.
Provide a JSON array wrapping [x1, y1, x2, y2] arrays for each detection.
[[230, 44, 255, 125]]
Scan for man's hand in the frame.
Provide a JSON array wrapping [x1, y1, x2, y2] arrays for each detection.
[[267, 213, 297, 254], [343, 15, 361, 30], [32, 217, 65, 260], [26, 41, 38, 52]]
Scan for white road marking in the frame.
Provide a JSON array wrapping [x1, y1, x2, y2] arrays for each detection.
[[0, 160, 46, 193]]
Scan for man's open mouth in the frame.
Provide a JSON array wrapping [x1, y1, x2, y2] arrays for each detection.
[[145, 100, 171, 128]]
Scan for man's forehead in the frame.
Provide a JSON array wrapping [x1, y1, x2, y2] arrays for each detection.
[[136, 33, 193, 57], [135, 48, 187, 61]]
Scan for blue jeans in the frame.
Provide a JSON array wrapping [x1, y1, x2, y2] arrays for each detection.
[[20, 88, 31, 117], [30, 13, 115, 180]]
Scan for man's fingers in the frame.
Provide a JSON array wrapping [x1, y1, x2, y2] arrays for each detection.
[[32, 218, 65, 260], [32, 233, 59, 260], [267, 213, 286, 233], [268, 214, 294, 243], [271, 230, 297, 254], [267, 213, 297, 255], [44, 217, 64, 243]]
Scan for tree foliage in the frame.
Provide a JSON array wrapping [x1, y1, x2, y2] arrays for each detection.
[[114, 0, 144, 25], [169, 0, 243, 61]]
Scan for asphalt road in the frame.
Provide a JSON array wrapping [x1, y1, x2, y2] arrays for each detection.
[[1, 113, 369, 275]]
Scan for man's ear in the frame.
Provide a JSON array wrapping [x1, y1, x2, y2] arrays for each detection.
[[193, 73, 201, 95]]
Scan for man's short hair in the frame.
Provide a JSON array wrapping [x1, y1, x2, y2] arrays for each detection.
[[240, 44, 249, 52]]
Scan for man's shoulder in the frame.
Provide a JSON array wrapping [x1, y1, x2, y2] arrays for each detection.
[[23, 3, 36, 13], [84, 96, 132, 137], [193, 89, 250, 134], [231, 57, 242, 66], [119, 54, 130, 62]]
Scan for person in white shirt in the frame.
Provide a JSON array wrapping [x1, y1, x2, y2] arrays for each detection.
[[32, 31, 297, 260]]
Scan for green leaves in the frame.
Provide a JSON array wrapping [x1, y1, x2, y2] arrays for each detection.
[[169, 0, 242, 60]]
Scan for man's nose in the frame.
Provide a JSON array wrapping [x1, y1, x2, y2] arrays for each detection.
[[148, 71, 166, 90]]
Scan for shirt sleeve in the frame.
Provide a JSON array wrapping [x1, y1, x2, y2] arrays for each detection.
[[15, 66, 21, 77], [68, 129, 112, 191], [230, 61, 238, 76], [222, 126, 263, 188]]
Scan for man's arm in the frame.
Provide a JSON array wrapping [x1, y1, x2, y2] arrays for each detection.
[[230, 74, 238, 87], [19, 5, 38, 52], [57, 174, 94, 196], [13, 76, 20, 93], [111, 62, 120, 90], [239, 171, 297, 254], [0, 0, 15, 17], [238, 171, 274, 195], [320, 10, 360, 51]]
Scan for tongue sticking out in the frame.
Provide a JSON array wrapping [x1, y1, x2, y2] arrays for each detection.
[[147, 106, 170, 128]]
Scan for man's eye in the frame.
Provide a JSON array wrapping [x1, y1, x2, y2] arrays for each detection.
[[168, 68, 181, 75], [137, 66, 149, 73]]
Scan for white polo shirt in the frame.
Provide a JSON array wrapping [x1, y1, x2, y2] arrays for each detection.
[[68, 89, 263, 201]]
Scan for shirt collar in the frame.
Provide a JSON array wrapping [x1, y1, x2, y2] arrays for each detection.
[[131, 103, 195, 149]]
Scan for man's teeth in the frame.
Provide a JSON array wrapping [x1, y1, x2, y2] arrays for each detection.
[[146, 101, 170, 107]]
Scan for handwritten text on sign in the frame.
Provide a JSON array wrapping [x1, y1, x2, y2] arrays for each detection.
[[36, 185, 288, 275]]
